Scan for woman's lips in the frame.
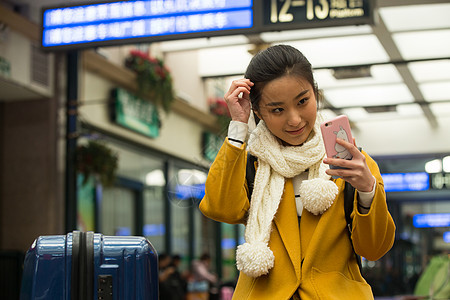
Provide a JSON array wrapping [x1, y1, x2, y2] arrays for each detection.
[[286, 126, 305, 135]]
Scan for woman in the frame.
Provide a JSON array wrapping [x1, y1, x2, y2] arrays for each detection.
[[199, 44, 395, 299]]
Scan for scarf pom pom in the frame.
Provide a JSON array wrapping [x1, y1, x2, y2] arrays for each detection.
[[236, 241, 274, 277], [300, 178, 338, 215]]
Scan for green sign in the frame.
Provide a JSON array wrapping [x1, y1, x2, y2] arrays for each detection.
[[0, 56, 11, 77], [112, 88, 160, 138], [203, 132, 224, 162]]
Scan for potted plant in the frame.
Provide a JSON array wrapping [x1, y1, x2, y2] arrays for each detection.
[[125, 49, 175, 112], [76, 140, 119, 186], [208, 97, 231, 136]]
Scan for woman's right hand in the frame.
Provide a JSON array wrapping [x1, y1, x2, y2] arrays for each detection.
[[224, 79, 254, 123]]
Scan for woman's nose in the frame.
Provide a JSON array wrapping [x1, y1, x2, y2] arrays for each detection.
[[287, 111, 301, 126]]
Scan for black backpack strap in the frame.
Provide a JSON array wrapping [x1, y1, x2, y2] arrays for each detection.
[[245, 153, 257, 199], [344, 181, 362, 270]]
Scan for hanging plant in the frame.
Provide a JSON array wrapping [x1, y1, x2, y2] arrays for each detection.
[[208, 97, 232, 136], [125, 49, 175, 113], [76, 140, 119, 186]]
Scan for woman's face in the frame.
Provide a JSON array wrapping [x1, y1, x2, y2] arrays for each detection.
[[254, 75, 317, 146]]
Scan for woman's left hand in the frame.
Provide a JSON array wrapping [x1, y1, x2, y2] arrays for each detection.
[[323, 138, 375, 192]]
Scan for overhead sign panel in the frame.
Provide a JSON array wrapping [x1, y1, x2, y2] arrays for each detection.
[[413, 213, 450, 228], [42, 0, 253, 49], [381, 172, 430, 193], [41, 0, 373, 50], [262, 0, 373, 31]]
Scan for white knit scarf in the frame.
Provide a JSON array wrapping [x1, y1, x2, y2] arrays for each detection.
[[236, 115, 338, 278]]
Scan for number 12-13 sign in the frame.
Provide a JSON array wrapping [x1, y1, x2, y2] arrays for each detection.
[[262, 0, 374, 30]]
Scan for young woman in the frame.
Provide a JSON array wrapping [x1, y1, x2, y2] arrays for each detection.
[[199, 44, 395, 299]]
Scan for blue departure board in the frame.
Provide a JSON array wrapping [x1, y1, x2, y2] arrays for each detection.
[[42, 0, 253, 48], [381, 172, 430, 192], [413, 214, 450, 228]]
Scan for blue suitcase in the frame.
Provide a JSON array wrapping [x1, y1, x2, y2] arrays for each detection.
[[20, 231, 159, 299]]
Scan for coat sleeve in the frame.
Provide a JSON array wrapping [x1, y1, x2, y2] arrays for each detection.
[[351, 151, 396, 261], [199, 138, 250, 224]]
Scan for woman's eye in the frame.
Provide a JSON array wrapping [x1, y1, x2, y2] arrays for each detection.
[[298, 97, 309, 105], [271, 108, 283, 113]]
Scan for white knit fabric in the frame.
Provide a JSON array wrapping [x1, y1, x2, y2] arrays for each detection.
[[236, 115, 338, 278]]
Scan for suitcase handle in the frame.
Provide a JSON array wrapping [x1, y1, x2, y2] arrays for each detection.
[[71, 231, 94, 300]]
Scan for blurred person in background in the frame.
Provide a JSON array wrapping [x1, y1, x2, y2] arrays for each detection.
[[191, 253, 219, 299]]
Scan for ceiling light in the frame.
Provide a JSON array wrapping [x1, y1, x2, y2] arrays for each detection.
[[145, 170, 166, 186], [319, 109, 337, 121], [425, 159, 442, 173], [419, 81, 450, 102], [159, 35, 249, 52], [408, 60, 450, 83], [198, 45, 253, 76], [289, 35, 389, 68], [397, 104, 423, 116], [443, 156, 450, 173], [260, 25, 372, 42], [324, 83, 413, 108], [393, 30, 450, 60], [379, 4, 450, 32], [178, 169, 207, 185], [341, 108, 368, 121], [314, 64, 402, 89], [429, 102, 450, 116]]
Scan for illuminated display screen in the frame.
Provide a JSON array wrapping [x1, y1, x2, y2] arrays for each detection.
[[413, 213, 450, 228], [444, 232, 450, 243], [175, 183, 205, 200], [41, 0, 375, 50], [42, 0, 253, 48], [381, 172, 429, 192]]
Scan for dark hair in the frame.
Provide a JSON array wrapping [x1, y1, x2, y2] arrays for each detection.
[[244, 44, 319, 117]]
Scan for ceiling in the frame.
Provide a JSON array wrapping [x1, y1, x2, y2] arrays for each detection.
[[7, 0, 450, 155], [154, 0, 450, 129]]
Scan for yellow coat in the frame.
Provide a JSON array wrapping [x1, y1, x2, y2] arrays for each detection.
[[200, 139, 396, 300]]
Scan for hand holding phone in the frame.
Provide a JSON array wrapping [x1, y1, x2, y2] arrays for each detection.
[[320, 115, 354, 174]]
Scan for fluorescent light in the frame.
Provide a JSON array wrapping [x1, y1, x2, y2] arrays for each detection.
[[178, 169, 207, 185], [397, 104, 423, 116], [444, 156, 450, 172], [324, 83, 414, 108], [408, 60, 450, 83], [419, 81, 450, 102], [393, 30, 450, 60], [429, 102, 450, 116], [198, 45, 253, 76], [425, 159, 442, 173], [379, 4, 450, 32], [261, 25, 372, 42], [319, 109, 337, 121], [159, 35, 249, 52], [341, 108, 368, 121], [289, 35, 389, 68], [145, 170, 166, 186], [314, 64, 402, 89]]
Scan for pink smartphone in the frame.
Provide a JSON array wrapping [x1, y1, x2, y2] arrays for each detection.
[[320, 115, 353, 170]]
